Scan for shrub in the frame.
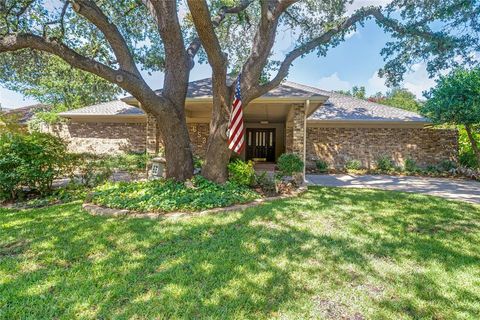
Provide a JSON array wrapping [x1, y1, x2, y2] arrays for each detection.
[[315, 160, 329, 173], [426, 165, 440, 173], [0, 132, 69, 200], [404, 158, 418, 172], [69, 154, 113, 188], [437, 159, 457, 172], [277, 153, 304, 177], [459, 151, 478, 169], [345, 160, 362, 171], [375, 155, 394, 171], [90, 175, 259, 212], [227, 159, 255, 186]]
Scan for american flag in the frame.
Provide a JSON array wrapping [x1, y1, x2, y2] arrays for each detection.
[[228, 75, 245, 154]]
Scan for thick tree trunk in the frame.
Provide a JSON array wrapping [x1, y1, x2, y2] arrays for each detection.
[[201, 76, 232, 183], [159, 114, 194, 181], [141, 95, 194, 181], [465, 124, 480, 166]]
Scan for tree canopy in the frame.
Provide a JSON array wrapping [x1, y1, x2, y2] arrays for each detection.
[[370, 88, 422, 112], [422, 67, 480, 164], [1, 0, 479, 181], [0, 51, 121, 120]]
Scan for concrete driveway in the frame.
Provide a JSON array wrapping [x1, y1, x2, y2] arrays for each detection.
[[306, 174, 480, 204]]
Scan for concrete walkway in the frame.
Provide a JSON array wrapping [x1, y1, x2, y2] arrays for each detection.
[[306, 174, 480, 204]]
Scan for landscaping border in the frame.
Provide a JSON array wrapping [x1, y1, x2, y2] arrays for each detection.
[[82, 186, 308, 220]]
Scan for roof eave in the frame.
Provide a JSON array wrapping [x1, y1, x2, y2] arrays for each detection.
[[307, 119, 430, 124], [121, 95, 328, 106]]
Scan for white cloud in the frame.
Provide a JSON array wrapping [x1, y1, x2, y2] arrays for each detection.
[[366, 72, 388, 94], [317, 73, 352, 91], [346, 0, 392, 14], [365, 63, 438, 99]]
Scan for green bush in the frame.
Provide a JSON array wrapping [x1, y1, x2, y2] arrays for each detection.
[[90, 175, 259, 212], [375, 155, 394, 171], [315, 160, 329, 173], [404, 158, 418, 172], [227, 159, 255, 186], [458, 126, 479, 169], [345, 160, 362, 171], [69, 154, 113, 188], [277, 153, 304, 177], [437, 159, 457, 172], [0, 132, 69, 200]]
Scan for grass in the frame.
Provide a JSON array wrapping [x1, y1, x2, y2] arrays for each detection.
[[1, 187, 480, 319]]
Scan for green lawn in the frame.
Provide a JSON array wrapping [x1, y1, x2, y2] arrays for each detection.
[[1, 187, 480, 319]]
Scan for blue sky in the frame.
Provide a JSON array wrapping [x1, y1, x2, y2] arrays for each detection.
[[0, 0, 441, 109]]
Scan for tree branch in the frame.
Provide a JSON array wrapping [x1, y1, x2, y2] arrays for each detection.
[[255, 7, 459, 98], [186, 0, 226, 75], [186, 0, 253, 69], [240, 0, 299, 101], [70, 0, 141, 77], [43, 1, 69, 38], [0, 33, 167, 115]]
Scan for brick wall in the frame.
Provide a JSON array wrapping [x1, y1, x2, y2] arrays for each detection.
[[41, 121, 146, 155], [305, 126, 458, 169]]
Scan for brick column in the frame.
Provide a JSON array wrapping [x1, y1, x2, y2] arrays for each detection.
[[146, 113, 159, 155], [292, 102, 307, 180]]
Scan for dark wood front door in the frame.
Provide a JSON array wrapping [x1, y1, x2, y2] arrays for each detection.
[[246, 128, 276, 162]]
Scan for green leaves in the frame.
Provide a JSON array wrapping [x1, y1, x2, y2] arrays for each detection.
[[90, 176, 259, 213], [0, 51, 121, 115], [0, 131, 69, 200], [422, 67, 480, 126]]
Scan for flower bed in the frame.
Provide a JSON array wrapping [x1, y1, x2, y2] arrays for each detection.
[[88, 176, 260, 213]]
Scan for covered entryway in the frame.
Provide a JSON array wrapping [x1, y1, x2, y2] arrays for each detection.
[[246, 128, 276, 162]]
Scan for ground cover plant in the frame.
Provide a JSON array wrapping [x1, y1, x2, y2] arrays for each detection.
[[89, 175, 259, 213], [1, 187, 479, 319]]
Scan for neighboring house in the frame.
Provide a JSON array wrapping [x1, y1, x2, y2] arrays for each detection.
[[50, 78, 457, 170], [2, 104, 51, 127]]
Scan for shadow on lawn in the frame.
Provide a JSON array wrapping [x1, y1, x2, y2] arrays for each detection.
[[1, 187, 480, 319]]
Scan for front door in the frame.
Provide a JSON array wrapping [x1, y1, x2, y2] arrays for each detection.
[[246, 128, 276, 162]]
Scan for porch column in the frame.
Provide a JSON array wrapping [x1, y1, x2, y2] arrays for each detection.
[[146, 113, 160, 155], [292, 101, 308, 181]]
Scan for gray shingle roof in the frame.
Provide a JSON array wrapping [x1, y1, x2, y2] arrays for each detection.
[[59, 78, 429, 123], [154, 77, 328, 99], [59, 100, 144, 116], [309, 92, 428, 122]]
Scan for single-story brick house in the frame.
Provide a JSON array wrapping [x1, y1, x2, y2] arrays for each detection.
[[46, 78, 458, 170]]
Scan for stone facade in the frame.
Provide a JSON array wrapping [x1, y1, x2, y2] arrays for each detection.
[[187, 123, 209, 158], [304, 126, 458, 169], [146, 114, 161, 155], [41, 121, 146, 154]]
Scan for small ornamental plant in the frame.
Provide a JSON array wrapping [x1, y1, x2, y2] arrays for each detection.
[[277, 153, 304, 177], [227, 159, 255, 186]]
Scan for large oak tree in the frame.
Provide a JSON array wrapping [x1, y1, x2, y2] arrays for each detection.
[[1, 0, 218, 181], [1, 0, 479, 183], [188, 0, 480, 182]]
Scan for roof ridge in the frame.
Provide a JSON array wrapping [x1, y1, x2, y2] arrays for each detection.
[[282, 80, 332, 95]]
